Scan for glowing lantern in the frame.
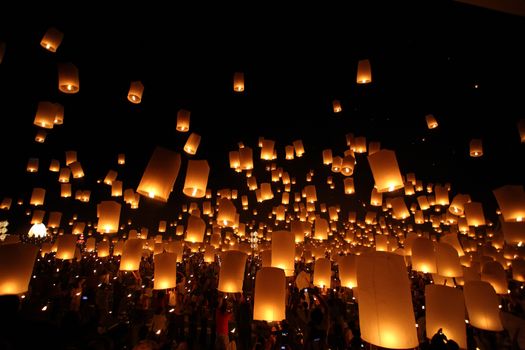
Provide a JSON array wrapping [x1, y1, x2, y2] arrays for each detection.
[[425, 114, 438, 129], [425, 285, 466, 349], [56, 235, 77, 260], [518, 119, 525, 142], [96, 240, 109, 257], [481, 261, 508, 294], [391, 197, 410, 220], [217, 198, 236, 227], [367, 149, 404, 193], [97, 201, 121, 234], [49, 159, 60, 172], [449, 193, 470, 215], [493, 185, 525, 222], [352, 137, 367, 153], [111, 181, 123, 197], [284, 145, 294, 160], [375, 235, 389, 252], [260, 183, 274, 200], [436, 242, 462, 277], [440, 233, 464, 257], [183, 133, 201, 155], [271, 231, 295, 276], [35, 130, 47, 143], [344, 178, 355, 194], [69, 161, 84, 178], [338, 255, 357, 288], [233, 72, 244, 92], [313, 258, 331, 288], [322, 149, 333, 165], [304, 185, 317, 203], [85, 237, 96, 252], [28, 222, 47, 238], [464, 202, 485, 227], [158, 221, 167, 233], [40, 27, 63, 52], [293, 140, 305, 157], [185, 215, 206, 243], [137, 147, 181, 202], [356, 252, 418, 349], [60, 183, 71, 198], [153, 252, 177, 290], [356, 59, 372, 84], [183, 160, 209, 198], [58, 62, 79, 93], [27, 158, 39, 173], [314, 217, 329, 240], [341, 152, 355, 176], [368, 141, 381, 155], [332, 100, 342, 113], [260, 139, 275, 160], [434, 185, 449, 206], [204, 245, 215, 263], [0, 244, 38, 295], [412, 237, 437, 273], [239, 147, 254, 170], [464, 281, 503, 331], [253, 267, 286, 321], [117, 153, 125, 165], [469, 139, 483, 157], [120, 239, 144, 271], [218, 250, 247, 293], [127, 81, 144, 104], [58, 167, 71, 183], [30, 210, 45, 225], [112, 241, 124, 256], [30, 188, 45, 206], [47, 212, 62, 228], [33, 101, 56, 129], [176, 109, 190, 132]]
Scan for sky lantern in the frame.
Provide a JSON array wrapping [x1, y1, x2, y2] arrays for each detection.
[[47, 212, 62, 228], [56, 235, 77, 260], [493, 185, 525, 222], [239, 147, 254, 170], [425, 285, 466, 349], [261, 139, 275, 160], [183, 160, 210, 198], [127, 81, 144, 103], [271, 231, 295, 276], [425, 114, 439, 129], [33, 101, 56, 129], [512, 259, 525, 282], [61, 184, 71, 197], [0, 243, 38, 295], [356, 252, 418, 349], [217, 198, 237, 227], [118, 153, 125, 165], [30, 210, 45, 225], [285, 145, 294, 160], [233, 72, 244, 92], [184, 133, 201, 155], [332, 99, 342, 113], [391, 197, 410, 219], [137, 147, 181, 202], [469, 139, 483, 157], [464, 281, 503, 331], [434, 185, 449, 206], [176, 109, 191, 132], [293, 140, 305, 157], [218, 250, 247, 293], [449, 193, 470, 215], [367, 149, 404, 193], [314, 217, 329, 240], [313, 258, 331, 288], [253, 267, 286, 322], [58, 62, 79, 93], [185, 215, 206, 243], [338, 255, 357, 288], [464, 202, 486, 227], [69, 161, 84, 178], [412, 237, 437, 273], [481, 261, 508, 294], [111, 181, 123, 197], [120, 239, 144, 271], [154, 252, 177, 290], [322, 149, 333, 165], [344, 178, 355, 194], [40, 27, 63, 52], [49, 159, 60, 172], [30, 188, 45, 206], [97, 240, 110, 258], [27, 158, 39, 173], [58, 168, 71, 183], [356, 59, 372, 84], [97, 201, 121, 234], [436, 242, 462, 277]]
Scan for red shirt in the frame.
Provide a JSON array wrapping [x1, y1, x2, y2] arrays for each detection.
[[216, 309, 232, 335]]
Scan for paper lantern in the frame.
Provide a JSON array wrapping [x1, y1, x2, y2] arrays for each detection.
[[137, 147, 181, 202], [30, 188, 45, 206], [49, 159, 60, 172], [69, 161, 84, 178], [322, 149, 333, 165], [425, 114, 438, 129], [356, 252, 418, 349], [34, 101, 56, 129], [434, 185, 449, 206], [233, 72, 244, 92], [183, 160, 209, 198], [375, 235, 389, 252], [449, 194, 470, 215], [313, 258, 331, 288], [185, 215, 206, 243], [356, 59, 372, 84], [511, 259, 525, 282], [293, 140, 305, 157], [518, 119, 525, 143], [27, 158, 39, 173], [56, 235, 77, 260], [391, 197, 410, 219], [436, 242, 462, 277], [341, 153, 355, 176], [58, 167, 71, 183], [35, 129, 47, 143], [97, 240, 110, 258], [339, 255, 357, 288], [28, 222, 47, 238], [72, 222, 85, 235], [332, 99, 342, 113], [217, 198, 236, 227], [204, 245, 215, 263], [464, 281, 503, 331], [440, 233, 464, 257], [40, 27, 63, 52], [352, 136, 367, 153], [367, 149, 404, 193], [425, 285, 466, 349], [218, 250, 247, 293], [85, 237, 96, 252], [61, 183, 71, 198], [469, 139, 483, 157], [111, 180, 123, 197], [30, 210, 45, 225], [58, 63, 79, 93], [464, 202, 486, 227], [343, 178, 355, 195], [158, 220, 167, 233], [493, 185, 525, 222], [271, 231, 295, 276], [260, 139, 275, 160], [97, 201, 121, 234], [120, 239, 144, 271], [47, 212, 62, 228], [253, 267, 286, 322], [314, 217, 329, 240], [239, 147, 254, 170], [176, 109, 190, 132], [304, 185, 317, 203], [481, 261, 508, 294], [412, 237, 437, 273], [184, 133, 201, 155], [53, 102, 64, 124], [154, 252, 177, 290], [112, 240, 124, 256], [0, 244, 38, 295], [127, 81, 144, 103]]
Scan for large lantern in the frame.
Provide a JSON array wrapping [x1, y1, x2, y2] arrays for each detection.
[[271, 231, 295, 276], [183, 160, 210, 198], [40, 27, 63, 52], [154, 252, 177, 290], [218, 250, 247, 293], [0, 244, 38, 295], [137, 147, 181, 202], [97, 201, 121, 234], [367, 149, 404, 193], [463, 281, 503, 331], [253, 267, 286, 322], [356, 59, 372, 84], [313, 258, 331, 288]]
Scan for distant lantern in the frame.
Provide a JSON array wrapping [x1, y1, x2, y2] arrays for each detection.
[[353, 137, 367, 153], [58, 167, 71, 183], [217, 198, 237, 227], [436, 242, 462, 277], [185, 215, 206, 243], [425, 285, 467, 349], [176, 109, 191, 132], [27, 158, 39, 173], [97, 201, 121, 234], [158, 220, 167, 233], [518, 119, 525, 143], [34, 101, 56, 129], [463, 281, 503, 331], [111, 180, 123, 197], [127, 81, 144, 104], [425, 114, 438, 129], [322, 149, 333, 165], [253, 267, 286, 322], [120, 239, 144, 271], [0, 197, 12, 210], [449, 193, 470, 215], [184, 133, 201, 155], [35, 129, 47, 143], [58, 62, 79, 93], [368, 141, 381, 155], [229, 151, 240, 169], [260, 139, 275, 160], [183, 160, 210, 198], [331, 156, 343, 173], [118, 153, 125, 165], [332, 99, 342, 113], [0, 243, 38, 295], [469, 139, 483, 157], [56, 235, 77, 260], [113, 240, 124, 256], [239, 147, 254, 170], [314, 218, 329, 240], [103, 170, 118, 185], [481, 261, 508, 294], [367, 149, 404, 193], [293, 140, 305, 157], [357, 252, 418, 349], [375, 235, 389, 252], [434, 185, 449, 206], [49, 159, 60, 172], [233, 72, 245, 92], [464, 201, 486, 227], [137, 147, 181, 202], [412, 237, 437, 273], [304, 185, 317, 203], [154, 252, 177, 290], [339, 255, 357, 288], [40, 27, 63, 52], [30, 188, 45, 206], [391, 197, 410, 219], [370, 188, 382, 206], [97, 240, 110, 258], [69, 161, 84, 178], [53, 103, 64, 124], [271, 231, 295, 276], [30, 210, 45, 225], [47, 211, 62, 228], [61, 183, 71, 197], [28, 222, 47, 238], [313, 258, 331, 288], [65, 150, 77, 166], [341, 152, 356, 176], [85, 237, 96, 252], [204, 245, 215, 263], [218, 250, 247, 293], [356, 59, 372, 84], [493, 185, 525, 222], [344, 178, 355, 194]]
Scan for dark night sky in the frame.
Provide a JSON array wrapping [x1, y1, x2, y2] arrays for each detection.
[[0, 2, 524, 234]]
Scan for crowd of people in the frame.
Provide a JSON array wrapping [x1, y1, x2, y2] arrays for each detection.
[[0, 244, 524, 350]]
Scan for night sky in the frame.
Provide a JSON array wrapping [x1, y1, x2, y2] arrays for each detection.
[[0, 2, 524, 235]]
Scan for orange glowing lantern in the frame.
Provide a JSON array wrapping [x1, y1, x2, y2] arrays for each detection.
[[56, 235, 77, 260], [120, 239, 144, 271], [253, 267, 286, 321], [97, 201, 121, 234], [463, 281, 503, 331], [127, 81, 144, 104], [367, 149, 404, 193], [40, 27, 63, 52], [425, 114, 438, 129], [58, 62, 79, 93], [356, 59, 372, 84], [218, 250, 247, 293], [493, 185, 525, 222], [233, 72, 244, 92], [0, 244, 38, 295], [154, 252, 177, 290], [469, 139, 483, 157], [183, 160, 210, 198], [313, 258, 331, 288], [271, 231, 295, 276], [34, 101, 56, 129], [137, 147, 181, 202]]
